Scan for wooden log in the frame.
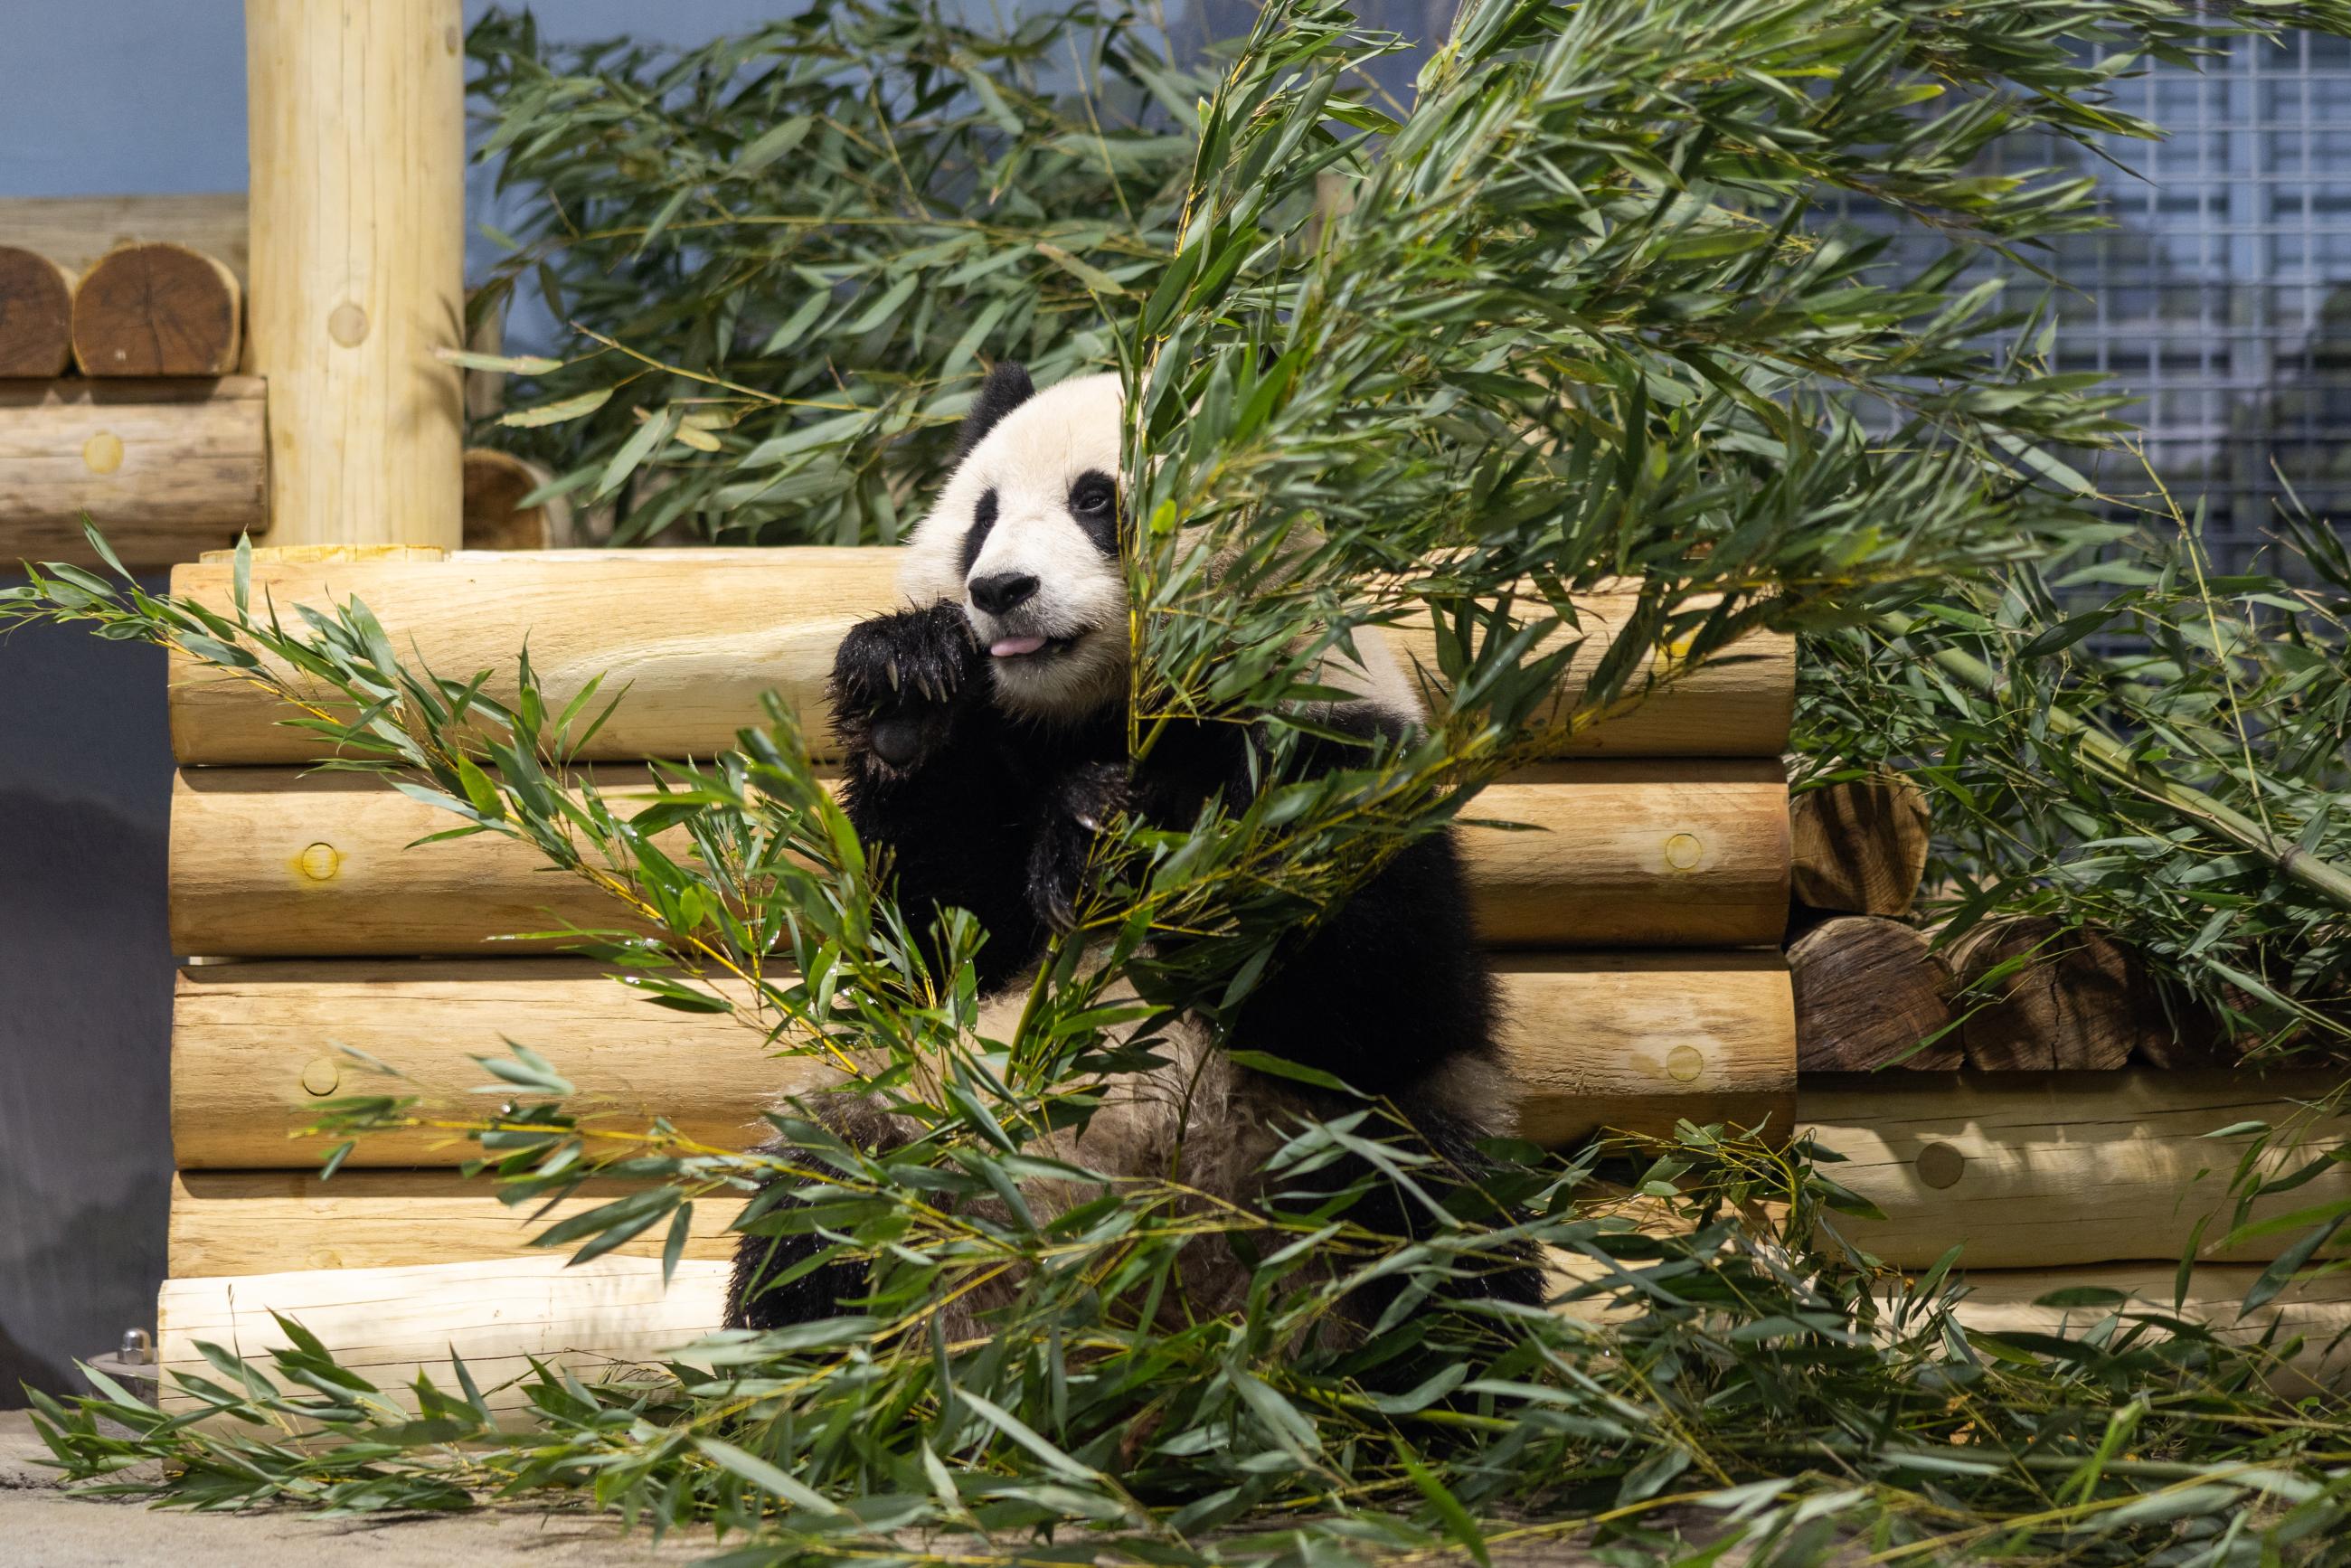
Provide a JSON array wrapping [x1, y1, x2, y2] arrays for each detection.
[[1789, 915, 1960, 1071], [1789, 773, 1931, 918], [170, 954, 1794, 1167], [0, 378, 266, 567], [165, 549, 1797, 766], [156, 1255, 732, 1416], [0, 193, 250, 287], [166, 762, 1789, 957], [1799, 1071, 2351, 1268], [1949, 916, 2171, 1071], [1926, 1264, 2351, 1393], [68, 243, 243, 378], [155, 1252, 2351, 1419], [168, 1169, 746, 1277], [1499, 951, 1795, 1147], [245, 0, 465, 549], [0, 247, 75, 378], [462, 448, 574, 551]]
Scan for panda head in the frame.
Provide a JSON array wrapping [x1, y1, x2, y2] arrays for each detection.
[[902, 364, 1128, 722]]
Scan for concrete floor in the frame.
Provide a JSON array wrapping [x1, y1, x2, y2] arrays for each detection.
[[0, 1410, 721, 1565]]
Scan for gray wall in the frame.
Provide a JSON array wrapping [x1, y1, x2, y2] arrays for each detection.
[[0, 1, 798, 1406]]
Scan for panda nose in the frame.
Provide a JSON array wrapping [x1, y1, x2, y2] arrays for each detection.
[[968, 572, 1039, 616]]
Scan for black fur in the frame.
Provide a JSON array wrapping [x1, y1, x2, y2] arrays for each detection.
[[959, 488, 999, 578], [1066, 469, 1119, 556], [956, 362, 1035, 459]]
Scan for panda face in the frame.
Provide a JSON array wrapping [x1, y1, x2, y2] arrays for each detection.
[[902, 367, 1128, 721]]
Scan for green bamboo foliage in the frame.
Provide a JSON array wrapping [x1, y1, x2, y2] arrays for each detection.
[[14, 1, 2351, 1561]]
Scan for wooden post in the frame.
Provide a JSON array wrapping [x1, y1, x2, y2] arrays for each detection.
[[244, 0, 465, 549]]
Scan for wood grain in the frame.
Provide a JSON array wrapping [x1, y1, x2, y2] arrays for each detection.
[[1949, 917, 2171, 1071], [165, 548, 1797, 765], [0, 247, 75, 378], [157, 1255, 732, 1416], [70, 243, 242, 377], [0, 377, 266, 567], [1789, 915, 1960, 1071], [245, 0, 464, 548], [1799, 1071, 2351, 1267], [167, 760, 1789, 957], [171, 955, 1793, 1167], [168, 1169, 746, 1277], [463, 448, 573, 550], [0, 193, 249, 286], [1789, 774, 1931, 918]]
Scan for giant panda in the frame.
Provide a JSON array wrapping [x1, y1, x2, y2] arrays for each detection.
[[725, 363, 1540, 1332]]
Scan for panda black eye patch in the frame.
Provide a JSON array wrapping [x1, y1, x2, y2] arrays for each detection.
[[1067, 469, 1119, 556], [960, 487, 999, 577]]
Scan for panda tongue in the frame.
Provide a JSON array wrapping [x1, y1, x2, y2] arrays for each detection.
[[990, 635, 1048, 657]]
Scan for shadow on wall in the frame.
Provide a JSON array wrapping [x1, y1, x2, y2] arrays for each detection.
[[0, 611, 175, 1408]]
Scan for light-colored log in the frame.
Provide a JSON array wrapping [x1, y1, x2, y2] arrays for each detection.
[[1948, 916, 2176, 1071], [1500, 951, 1795, 1146], [1799, 1072, 2351, 1268], [70, 243, 243, 377], [168, 1169, 747, 1277], [1789, 773, 1931, 917], [462, 448, 575, 551], [165, 549, 1797, 765], [245, 0, 465, 549], [156, 1255, 732, 1416], [0, 194, 250, 286], [1789, 915, 1960, 1071], [166, 761, 1789, 957], [0, 377, 266, 567], [171, 954, 1793, 1167], [1927, 1264, 2351, 1393], [0, 247, 75, 378]]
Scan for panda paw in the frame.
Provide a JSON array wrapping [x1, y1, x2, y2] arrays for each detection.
[[1028, 760, 1130, 930], [829, 601, 983, 777]]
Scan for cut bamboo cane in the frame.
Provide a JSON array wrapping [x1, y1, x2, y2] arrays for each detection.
[[70, 243, 242, 377], [170, 955, 1795, 1167], [0, 377, 267, 567], [165, 549, 1798, 765], [1799, 1071, 2351, 1268], [168, 1169, 746, 1277], [1789, 915, 1961, 1071], [0, 247, 76, 378], [0, 194, 250, 287], [166, 761, 1790, 957], [245, 0, 465, 548], [156, 1255, 732, 1416], [1789, 773, 1931, 918]]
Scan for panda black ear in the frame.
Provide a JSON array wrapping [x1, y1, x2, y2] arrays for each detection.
[[955, 362, 1035, 460]]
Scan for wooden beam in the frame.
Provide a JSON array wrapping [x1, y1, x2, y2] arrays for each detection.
[[166, 760, 1789, 957], [170, 954, 1794, 1167], [0, 247, 75, 378], [0, 378, 266, 568], [164, 549, 1798, 765], [245, 0, 464, 548], [168, 1169, 745, 1277], [157, 1255, 733, 1416], [0, 193, 249, 286], [156, 1252, 2351, 1418], [70, 242, 242, 378], [1799, 1071, 2351, 1268]]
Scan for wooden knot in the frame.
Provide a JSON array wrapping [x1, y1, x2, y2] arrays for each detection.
[[296, 841, 341, 882], [1665, 1044, 1704, 1082], [1663, 832, 1704, 871], [328, 301, 370, 347], [1916, 1140, 1966, 1189], [81, 431, 124, 474], [299, 1056, 341, 1097]]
